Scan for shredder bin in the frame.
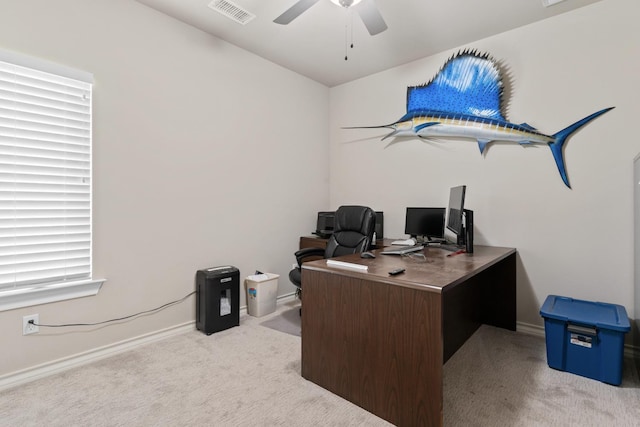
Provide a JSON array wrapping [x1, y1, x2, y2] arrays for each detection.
[[196, 266, 240, 335], [539, 295, 630, 385], [245, 273, 279, 317]]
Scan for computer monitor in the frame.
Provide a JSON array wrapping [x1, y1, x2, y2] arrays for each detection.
[[444, 185, 473, 253], [404, 207, 446, 242], [446, 185, 466, 237]]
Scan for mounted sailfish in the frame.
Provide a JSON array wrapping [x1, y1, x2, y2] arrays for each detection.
[[347, 50, 614, 188]]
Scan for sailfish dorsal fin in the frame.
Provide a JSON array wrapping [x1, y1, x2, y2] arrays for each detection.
[[406, 50, 505, 121]]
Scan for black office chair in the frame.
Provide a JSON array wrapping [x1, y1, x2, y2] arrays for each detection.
[[289, 205, 376, 298]]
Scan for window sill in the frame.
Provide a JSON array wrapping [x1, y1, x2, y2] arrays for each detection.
[[0, 279, 106, 312]]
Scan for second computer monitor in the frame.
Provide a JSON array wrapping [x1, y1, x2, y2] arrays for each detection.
[[404, 207, 446, 242], [446, 185, 466, 236]]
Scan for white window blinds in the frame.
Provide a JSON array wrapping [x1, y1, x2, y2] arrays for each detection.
[[0, 52, 94, 292]]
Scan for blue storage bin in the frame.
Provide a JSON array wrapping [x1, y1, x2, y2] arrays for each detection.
[[539, 295, 630, 385]]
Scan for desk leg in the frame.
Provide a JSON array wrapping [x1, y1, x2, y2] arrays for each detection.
[[302, 269, 443, 426]]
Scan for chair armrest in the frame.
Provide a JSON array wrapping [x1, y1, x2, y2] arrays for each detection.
[[294, 247, 325, 266]]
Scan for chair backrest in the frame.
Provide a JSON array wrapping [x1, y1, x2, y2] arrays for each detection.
[[325, 206, 376, 258]]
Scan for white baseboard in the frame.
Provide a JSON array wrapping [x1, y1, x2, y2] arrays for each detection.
[[516, 321, 545, 337], [0, 293, 298, 393], [5, 297, 627, 393], [517, 321, 638, 359], [0, 321, 195, 392]]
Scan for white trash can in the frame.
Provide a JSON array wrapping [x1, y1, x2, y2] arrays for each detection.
[[245, 273, 279, 317]]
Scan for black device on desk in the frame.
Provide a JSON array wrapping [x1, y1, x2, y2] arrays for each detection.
[[312, 212, 335, 238], [444, 185, 474, 253], [374, 211, 384, 239]]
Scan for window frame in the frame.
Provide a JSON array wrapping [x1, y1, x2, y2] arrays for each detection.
[[0, 49, 104, 312]]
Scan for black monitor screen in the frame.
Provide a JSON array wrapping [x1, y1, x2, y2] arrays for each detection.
[[404, 207, 446, 239], [446, 185, 466, 235]]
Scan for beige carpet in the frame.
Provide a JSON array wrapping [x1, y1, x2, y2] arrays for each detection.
[[443, 323, 640, 426], [1, 300, 639, 426], [259, 306, 301, 337]]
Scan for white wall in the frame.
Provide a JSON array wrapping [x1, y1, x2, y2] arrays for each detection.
[[329, 0, 640, 327], [0, 0, 329, 376]]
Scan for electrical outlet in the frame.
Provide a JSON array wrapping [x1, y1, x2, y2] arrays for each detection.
[[23, 314, 39, 335]]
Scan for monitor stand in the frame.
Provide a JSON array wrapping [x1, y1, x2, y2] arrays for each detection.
[[434, 232, 463, 252], [437, 242, 461, 252], [416, 235, 446, 245], [438, 209, 474, 253]]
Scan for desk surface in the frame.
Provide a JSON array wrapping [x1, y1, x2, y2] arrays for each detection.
[[303, 245, 516, 293]]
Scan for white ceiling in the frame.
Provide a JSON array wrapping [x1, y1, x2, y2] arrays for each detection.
[[134, 0, 602, 87]]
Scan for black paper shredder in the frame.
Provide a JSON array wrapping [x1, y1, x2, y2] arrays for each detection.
[[196, 266, 239, 335]]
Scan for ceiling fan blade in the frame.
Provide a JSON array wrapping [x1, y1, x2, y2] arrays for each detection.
[[354, 0, 387, 35], [273, 0, 322, 25]]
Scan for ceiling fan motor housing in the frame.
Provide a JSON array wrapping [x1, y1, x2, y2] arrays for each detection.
[[331, 0, 363, 8]]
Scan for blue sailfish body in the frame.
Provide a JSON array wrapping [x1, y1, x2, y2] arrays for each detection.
[[349, 50, 614, 188]]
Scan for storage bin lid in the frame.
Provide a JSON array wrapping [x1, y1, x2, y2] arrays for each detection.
[[540, 295, 630, 332]]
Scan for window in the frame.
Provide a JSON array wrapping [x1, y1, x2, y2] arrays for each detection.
[[0, 49, 103, 311]]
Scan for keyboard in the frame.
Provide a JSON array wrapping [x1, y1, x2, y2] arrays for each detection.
[[380, 245, 424, 255], [391, 239, 416, 246]]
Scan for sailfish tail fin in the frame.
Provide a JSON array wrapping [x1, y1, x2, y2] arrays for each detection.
[[549, 107, 615, 188]]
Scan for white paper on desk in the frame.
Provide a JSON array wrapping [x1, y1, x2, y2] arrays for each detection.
[[326, 259, 368, 271]]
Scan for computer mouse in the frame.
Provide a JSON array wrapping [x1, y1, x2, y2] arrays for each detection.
[[360, 251, 376, 259]]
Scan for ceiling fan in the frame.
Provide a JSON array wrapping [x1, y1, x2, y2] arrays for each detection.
[[273, 0, 388, 36]]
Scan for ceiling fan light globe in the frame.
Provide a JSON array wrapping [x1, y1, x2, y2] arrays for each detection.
[[330, 0, 363, 8]]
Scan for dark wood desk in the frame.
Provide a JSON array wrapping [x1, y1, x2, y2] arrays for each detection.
[[301, 245, 516, 427]]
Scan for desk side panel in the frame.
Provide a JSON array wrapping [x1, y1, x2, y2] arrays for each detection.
[[301, 268, 443, 426], [480, 252, 517, 330], [300, 236, 328, 250], [442, 251, 517, 362]]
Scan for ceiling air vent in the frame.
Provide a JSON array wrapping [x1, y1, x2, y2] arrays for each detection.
[[208, 0, 256, 25]]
